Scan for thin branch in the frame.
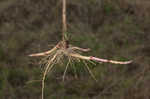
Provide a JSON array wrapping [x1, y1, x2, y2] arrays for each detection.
[[90, 56, 132, 64], [70, 53, 90, 60], [70, 46, 90, 52], [29, 46, 57, 57], [70, 53, 132, 64], [42, 53, 58, 99]]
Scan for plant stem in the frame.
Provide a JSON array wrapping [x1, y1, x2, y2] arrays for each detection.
[[62, 0, 67, 41]]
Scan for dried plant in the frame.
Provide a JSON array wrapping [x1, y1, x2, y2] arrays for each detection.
[[29, 0, 132, 99]]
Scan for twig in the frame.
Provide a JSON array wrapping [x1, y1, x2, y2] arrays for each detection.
[[70, 53, 132, 64], [90, 56, 132, 64], [70, 46, 90, 52], [41, 53, 58, 99], [29, 46, 57, 57]]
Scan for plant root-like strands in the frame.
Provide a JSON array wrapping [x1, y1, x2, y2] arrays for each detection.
[[42, 53, 58, 99], [29, 42, 132, 99], [83, 60, 97, 82], [62, 57, 71, 82], [69, 57, 78, 79]]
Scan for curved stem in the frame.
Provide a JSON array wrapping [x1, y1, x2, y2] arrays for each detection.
[[29, 46, 57, 57], [70, 46, 90, 52], [42, 53, 57, 99]]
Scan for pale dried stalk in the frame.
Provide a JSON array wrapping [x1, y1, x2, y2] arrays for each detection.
[[62, 0, 67, 41], [41, 53, 58, 99], [29, 46, 57, 57], [70, 46, 90, 52], [70, 53, 132, 64], [90, 56, 132, 64]]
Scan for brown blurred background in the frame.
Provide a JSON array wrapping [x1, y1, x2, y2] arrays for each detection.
[[0, 0, 150, 99]]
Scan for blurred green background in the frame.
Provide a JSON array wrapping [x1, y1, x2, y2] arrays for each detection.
[[0, 0, 150, 99]]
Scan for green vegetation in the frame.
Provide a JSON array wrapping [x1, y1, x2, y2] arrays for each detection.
[[0, 0, 150, 99]]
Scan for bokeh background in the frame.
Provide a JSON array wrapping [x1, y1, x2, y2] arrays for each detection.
[[0, 0, 150, 99]]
